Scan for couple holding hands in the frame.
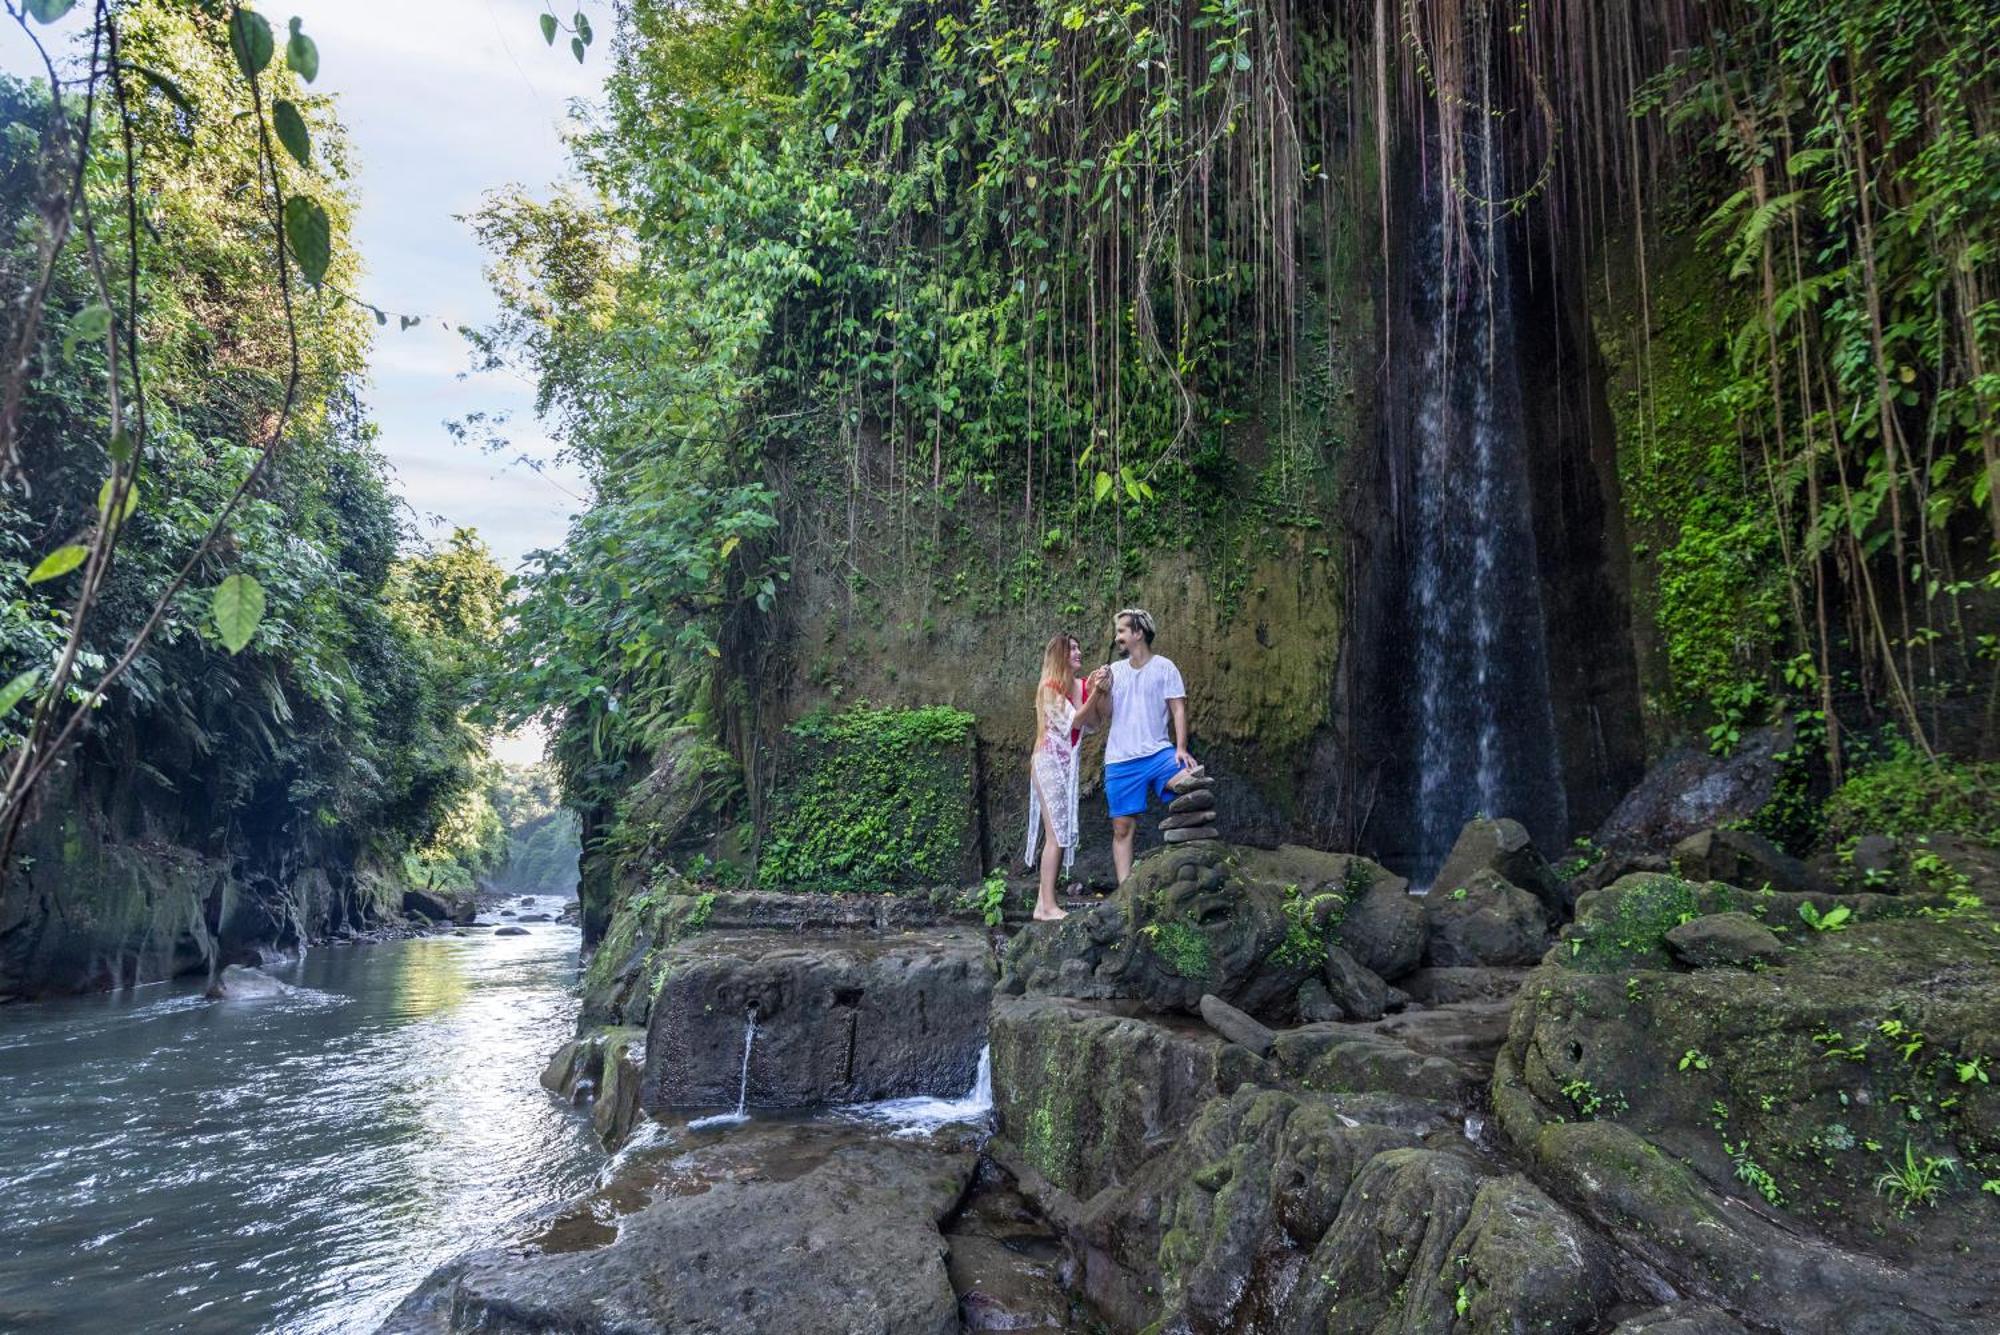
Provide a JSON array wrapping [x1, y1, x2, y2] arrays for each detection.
[[1025, 607, 1199, 921]]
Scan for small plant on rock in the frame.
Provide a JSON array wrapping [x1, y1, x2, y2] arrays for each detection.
[[1798, 901, 1852, 933], [979, 868, 1009, 928], [1874, 1141, 1958, 1215]]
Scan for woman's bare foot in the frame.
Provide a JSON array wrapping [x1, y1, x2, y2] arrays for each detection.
[[1032, 906, 1068, 922]]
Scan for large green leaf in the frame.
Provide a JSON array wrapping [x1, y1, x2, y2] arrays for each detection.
[[229, 8, 275, 81], [283, 196, 331, 287], [24, 0, 75, 22], [27, 545, 89, 584], [213, 573, 266, 654], [0, 669, 40, 719], [540, 13, 558, 45], [286, 17, 319, 82], [273, 99, 311, 167]]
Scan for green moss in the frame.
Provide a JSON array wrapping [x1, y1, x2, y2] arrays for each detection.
[[1144, 919, 1213, 981], [759, 704, 978, 892], [1595, 237, 1783, 727], [1567, 875, 1722, 973]]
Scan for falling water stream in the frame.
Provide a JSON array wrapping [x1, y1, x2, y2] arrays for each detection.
[[1402, 119, 1568, 886], [686, 1006, 758, 1131]]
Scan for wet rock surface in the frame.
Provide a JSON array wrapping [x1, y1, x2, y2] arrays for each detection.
[[642, 927, 994, 1111], [381, 1121, 976, 1335]]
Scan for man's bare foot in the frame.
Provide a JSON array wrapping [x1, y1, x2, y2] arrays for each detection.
[[1032, 906, 1068, 922]]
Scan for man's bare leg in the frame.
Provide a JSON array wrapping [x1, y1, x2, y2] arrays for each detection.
[[1111, 815, 1137, 884]]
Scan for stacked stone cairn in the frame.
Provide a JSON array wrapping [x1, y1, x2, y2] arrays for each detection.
[[1160, 764, 1218, 843]]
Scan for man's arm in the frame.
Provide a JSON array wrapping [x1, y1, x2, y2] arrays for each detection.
[[1076, 668, 1113, 730], [1169, 696, 1194, 771]]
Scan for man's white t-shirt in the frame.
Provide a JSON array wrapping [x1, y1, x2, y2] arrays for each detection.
[[1104, 655, 1186, 765]]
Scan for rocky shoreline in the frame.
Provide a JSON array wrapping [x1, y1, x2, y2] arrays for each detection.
[[388, 794, 2000, 1332]]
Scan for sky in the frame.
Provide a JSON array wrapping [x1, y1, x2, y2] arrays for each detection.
[[2, 2, 609, 765], [0, 1, 600, 573]]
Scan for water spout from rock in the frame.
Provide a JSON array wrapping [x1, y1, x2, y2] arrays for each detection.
[[687, 1004, 758, 1131]]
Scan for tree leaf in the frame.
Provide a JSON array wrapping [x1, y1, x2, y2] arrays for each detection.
[[63, 303, 110, 360], [107, 428, 132, 466], [213, 573, 266, 654], [571, 35, 586, 63], [228, 8, 275, 81], [97, 477, 139, 523], [131, 64, 197, 120], [0, 669, 40, 719], [539, 13, 558, 44], [719, 534, 740, 560], [286, 17, 318, 82], [575, 11, 592, 44], [27, 545, 89, 584], [1092, 471, 1113, 505], [272, 99, 311, 167], [25, 0, 75, 22], [283, 196, 331, 287]]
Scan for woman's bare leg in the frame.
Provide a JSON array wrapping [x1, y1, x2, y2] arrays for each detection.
[[1033, 785, 1068, 920]]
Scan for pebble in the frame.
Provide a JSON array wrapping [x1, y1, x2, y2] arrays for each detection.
[[1160, 809, 1217, 831], [1167, 789, 1216, 813], [1162, 826, 1220, 844]]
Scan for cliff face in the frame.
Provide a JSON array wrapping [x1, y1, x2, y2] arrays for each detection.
[[0, 772, 403, 1000]]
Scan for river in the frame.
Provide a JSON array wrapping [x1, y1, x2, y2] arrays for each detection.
[[0, 896, 602, 1334]]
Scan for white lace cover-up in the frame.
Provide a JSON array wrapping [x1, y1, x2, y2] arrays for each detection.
[[1025, 693, 1081, 873]]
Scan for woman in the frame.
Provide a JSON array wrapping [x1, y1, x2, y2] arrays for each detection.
[[1025, 633, 1090, 920]]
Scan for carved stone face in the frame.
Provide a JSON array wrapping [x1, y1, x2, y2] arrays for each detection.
[[1001, 841, 1397, 1021]]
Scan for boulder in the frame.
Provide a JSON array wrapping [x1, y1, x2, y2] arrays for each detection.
[[1672, 827, 1826, 894], [990, 993, 1260, 1202], [1433, 817, 1570, 919], [1495, 891, 2000, 1330], [1321, 944, 1392, 1021], [382, 1124, 972, 1335], [1847, 833, 1901, 886], [1663, 911, 1783, 970], [1399, 966, 1533, 1004], [1160, 809, 1217, 831], [1423, 870, 1550, 967], [1295, 977, 1345, 1022], [1000, 841, 1405, 1020], [493, 925, 529, 937], [1198, 993, 1275, 1057], [402, 887, 473, 925], [641, 928, 993, 1111], [1162, 826, 1220, 844], [1593, 721, 1796, 853], [1335, 875, 1427, 982]]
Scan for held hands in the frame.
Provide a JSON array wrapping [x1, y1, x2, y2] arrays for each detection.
[[1087, 666, 1112, 692]]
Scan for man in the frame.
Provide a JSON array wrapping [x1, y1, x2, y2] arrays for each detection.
[[1080, 607, 1197, 883]]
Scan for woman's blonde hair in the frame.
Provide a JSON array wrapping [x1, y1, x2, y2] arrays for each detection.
[[1038, 633, 1076, 701]]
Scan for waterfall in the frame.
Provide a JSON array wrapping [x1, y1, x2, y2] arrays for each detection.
[[837, 1045, 994, 1136], [687, 1006, 758, 1131], [1400, 116, 1567, 886]]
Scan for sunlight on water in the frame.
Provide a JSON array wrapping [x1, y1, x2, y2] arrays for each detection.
[[0, 897, 600, 1335]]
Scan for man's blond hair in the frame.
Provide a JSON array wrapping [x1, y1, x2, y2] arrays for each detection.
[[1115, 607, 1156, 645]]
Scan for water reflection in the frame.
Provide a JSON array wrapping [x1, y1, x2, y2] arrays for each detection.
[[0, 898, 600, 1334]]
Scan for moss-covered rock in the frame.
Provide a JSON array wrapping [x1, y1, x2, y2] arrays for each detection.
[[1000, 841, 1399, 1020], [1495, 880, 2000, 1330]]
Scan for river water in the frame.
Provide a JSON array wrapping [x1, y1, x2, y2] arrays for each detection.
[[0, 897, 602, 1334]]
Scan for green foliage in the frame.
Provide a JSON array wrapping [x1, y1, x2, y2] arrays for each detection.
[[1142, 919, 1212, 982], [1798, 901, 1852, 933], [1619, 0, 2000, 750], [0, 12, 493, 886], [758, 704, 976, 892], [1823, 743, 2000, 847], [1874, 1141, 1957, 1215], [980, 867, 1009, 928], [1566, 875, 1708, 973]]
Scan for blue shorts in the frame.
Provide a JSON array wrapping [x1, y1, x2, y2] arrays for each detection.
[[1105, 747, 1182, 819]]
